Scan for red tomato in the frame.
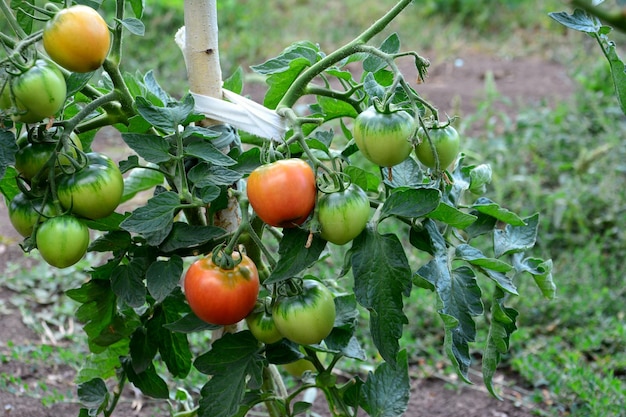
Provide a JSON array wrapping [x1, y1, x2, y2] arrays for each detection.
[[183, 252, 260, 325], [246, 159, 317, 228]]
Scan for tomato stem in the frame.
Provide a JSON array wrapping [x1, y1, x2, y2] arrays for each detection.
[[0, 0, 28, 39]]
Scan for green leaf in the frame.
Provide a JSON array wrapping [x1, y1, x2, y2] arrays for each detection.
[[380, 188, 441, 220], [382, 158, 424, 188], [344, 165, 380, 193], [482, 288, 518, 399], [118, 17, 145, 36], [363, 72, 385, 102], [135, 94, 195, 133], [601, 36, 626, 116], [187, 163, 242, 186], [473, 197, 526, 226], [144, 70, 171, 105], [146, 256, 183, 303], [121, 133, 172, 163], [351, 228, 412, 365], [111, 260, 147, 308], [224, 66, 244, 95], [316, 95, 359, 120], [128, 0, 144, 18], [266, 228, 327, 284], [455, 244, 518, 295], [427, 202, 477, 229], [83, 212, 126, 232], [0, 129, 17, 181], [231, 147, 262, 175], [0, 166, 19, 201], [65, 72, 95, 97], [88, 230, 132, 253], [548, 9, 600, 33], [184, 140, 237, 166], [195, 331, 266, 417], [148, 297, 193, 378], [159, 222, 226, 253], [360, 350, 409, 417], [120, 191, 181, 244], [423, 264, 483, 381], [164, 312, 221, 333], [514, 254, 556, 299], [77, 378, 109, 411], [363, 33, 400, 73], [325, 294, 366, 360], [493, 213, 539, 258], [130, 327, 157, 374], [121, 167, 164, 203], [76, 339, 128, 384], [122, 358, 169, 399]]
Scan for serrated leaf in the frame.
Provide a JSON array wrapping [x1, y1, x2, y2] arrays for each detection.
[[77, 378, 109, 410], [382, 158, 424, 188], [0, 129, 17, 180], [122, 167, 164, 203], [380, 188, 440, 220], [514, 254, 556, 299], [76, 339, 129, 384], [351, 228, 411, 365], [159, 222, 226, 253], [195, 331, 266, 417], [473, 197, 526, 226], [427, 202, 477, 229], [144, 70, 171, 105], [0, 166, 19, 201], [266, 228, 327, 284], [493, 213, 539, 258], [363, 33, 400, 73], [187, 163, 242, 186], [118, 17, 145, 36], [135, 94, 195, 133], [360, 350, 409, 417], [344, 165, 380, 193], [111, 260, 147, 308], [251, 41, 319, 75], [164, 312, 221, 333], [317, 95, 359, 120], [123, 358, 169, 399], [324, 295, 366, 360], [416, 261, 483, 380], [549, 9, 600, 33], [483, 288, 518, 399], [148, 297, 192, 378], [455, 244, 517, 295], [121, 133, 172, 163], [146, 256, 183, 303], [88, 230, 132, 253], [363, 72, 385, 102], [184, 140, 237, 166], [120, 191, 181, 244]]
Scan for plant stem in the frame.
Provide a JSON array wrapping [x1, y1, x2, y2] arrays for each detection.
[[277, 0, 414, 110], [0, 0, 27, 39]]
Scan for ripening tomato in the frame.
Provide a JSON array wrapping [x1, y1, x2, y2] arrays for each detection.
[[8, 192, 58, 237], [272, 279, 336, 345], [353, 106, 415, 167], [415, 124, 461, 170], [36, 215, 90, 268], [43, 5, 111, 73], [245, 307, 283, 344], [246, 159, 317, 228], [184, 252, 260, 325], [7, 60, 67, 123], [318, 184, 370, 245], [56, 152, 124, 219]]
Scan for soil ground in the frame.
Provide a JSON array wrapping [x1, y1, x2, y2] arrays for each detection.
[[0, 50, 573, 416]]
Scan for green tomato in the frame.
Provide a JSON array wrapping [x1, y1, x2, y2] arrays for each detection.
[[245, 308, 283, 344], [282, 350, 328, 377], [15, 132, 83, 180], [272, 279, 336, 345], [56, 152, 124, 219], [8, 192, 58, 237], [353, 106, 415, 167], [36, 215, 89, 268], [10, 60, 67, 123], [415, 125, 461, 170], [318, 184, 370, 245]]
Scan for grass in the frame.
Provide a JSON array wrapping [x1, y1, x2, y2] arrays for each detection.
[[2, 1, 626, 416]]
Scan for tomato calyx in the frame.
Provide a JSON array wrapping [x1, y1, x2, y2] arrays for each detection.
[[211, 246, 244, 270]]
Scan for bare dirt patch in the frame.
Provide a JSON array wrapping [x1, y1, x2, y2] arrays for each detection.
[[0, 50, 571, 417]]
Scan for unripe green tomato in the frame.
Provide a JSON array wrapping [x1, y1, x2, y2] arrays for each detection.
[[8, 193, 58, 237], [10, 60, 67, 123], [245, 309, 283, 344], [415, 125, 461, 170], [353, 106, 415, 167], [318, 184, 370, 245], [15, 132, 83, 180], [36, 215, 89, 268]]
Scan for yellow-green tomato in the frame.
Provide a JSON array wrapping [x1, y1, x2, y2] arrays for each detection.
[[353, 106, 415, 167], [8, 193, 57, 237], [245, 309, 283, 344], [10, 60, 67, 123], [415, 125, 461, 170], [318, 184, 370, 245], [36, 215, 89, 268]]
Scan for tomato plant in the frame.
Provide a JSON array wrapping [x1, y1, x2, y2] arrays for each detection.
[[43, 5, 111, 73], [318, 183, 370, 245], [184, 251, 260, 325], [8, 192, 57, 237], [353, 105, 415, 167], [56, 152, 124, 220], [2, 59, 66, 123], [36, 215, 89, 268], [246, 158, 317, 228], [272, 279, 336, 345], [0, 1, 556, 417], [415, 123, 461, 170]]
